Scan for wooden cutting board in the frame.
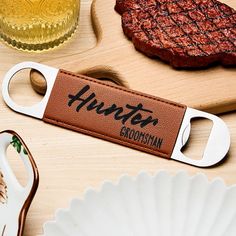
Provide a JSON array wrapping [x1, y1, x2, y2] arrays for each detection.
[[0, 2, 236, 236], [35, 0, 236, 114]]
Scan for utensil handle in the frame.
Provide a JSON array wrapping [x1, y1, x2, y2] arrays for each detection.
[[0, 131, 38, 199]]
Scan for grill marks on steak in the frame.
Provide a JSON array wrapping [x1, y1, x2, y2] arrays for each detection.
[[115, 0, 236, 68]]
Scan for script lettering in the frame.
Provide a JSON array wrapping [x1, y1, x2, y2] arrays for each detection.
[[68, 85, 158, 128]]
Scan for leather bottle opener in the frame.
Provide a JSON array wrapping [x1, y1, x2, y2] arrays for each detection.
[[0, 130, 39, 236], [2, 62, 230, 167]]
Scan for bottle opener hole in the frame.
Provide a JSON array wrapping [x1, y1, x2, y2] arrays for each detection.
[[181, 118, 213, 161], [9, 68, 45, 107]]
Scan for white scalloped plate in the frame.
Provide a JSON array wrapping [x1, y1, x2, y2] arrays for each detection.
[[43, 171, 236, 236]]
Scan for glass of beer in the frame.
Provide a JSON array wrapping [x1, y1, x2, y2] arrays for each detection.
[[0, 0, 80, 51]]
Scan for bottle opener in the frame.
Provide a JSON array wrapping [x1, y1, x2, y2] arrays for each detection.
[[0, 130, 39, 236], [2, 62, 230, 167]]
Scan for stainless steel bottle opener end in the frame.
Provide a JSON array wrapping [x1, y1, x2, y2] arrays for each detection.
[[172, 107, 230, 167], [2, 62, 231, 167], [2, 61, 58, 119]]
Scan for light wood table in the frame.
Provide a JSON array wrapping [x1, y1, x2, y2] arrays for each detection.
[[0, 1, 235, 235]]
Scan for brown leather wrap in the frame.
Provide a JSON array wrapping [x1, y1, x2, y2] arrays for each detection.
[[43, 70, 187, 159]]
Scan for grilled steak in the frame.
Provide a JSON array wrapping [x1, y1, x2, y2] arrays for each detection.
[[115, 0, 236, 68]]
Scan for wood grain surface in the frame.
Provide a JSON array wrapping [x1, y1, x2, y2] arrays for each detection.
[[0, 0, 235, 235], [31, 0, 236, 114]]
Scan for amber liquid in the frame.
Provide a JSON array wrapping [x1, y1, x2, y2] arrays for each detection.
[[0, 0, 80, 51]]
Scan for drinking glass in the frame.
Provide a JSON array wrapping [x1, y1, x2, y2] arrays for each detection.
[[0, 0, 80, 51]]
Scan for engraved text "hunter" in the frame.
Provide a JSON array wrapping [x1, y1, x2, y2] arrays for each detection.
[[68, 85, 158, 128]]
